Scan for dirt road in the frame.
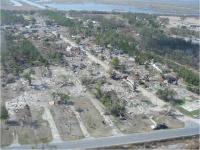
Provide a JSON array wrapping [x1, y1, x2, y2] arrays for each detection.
[[59, 35, 121, 136], [70, 105, 91, 138], [42, 106, 62, 143]]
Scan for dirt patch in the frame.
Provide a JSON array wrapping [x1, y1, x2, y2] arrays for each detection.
[[50, 105, 84, 141], [72, 97, 113, 137], [154, 114, 184, 129], [1, 107, 52, 146], [17, 107, 52, 145], [114, 114, 152, 134], [159, 16, 200, 31], [0, 120, 14, 147]]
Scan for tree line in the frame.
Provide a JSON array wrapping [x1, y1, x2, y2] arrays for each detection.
[[1, 10, 28, 25], [1, 32, 47, 75]]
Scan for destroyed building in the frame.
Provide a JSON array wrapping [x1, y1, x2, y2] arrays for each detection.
[[162, 73, 178, 85]]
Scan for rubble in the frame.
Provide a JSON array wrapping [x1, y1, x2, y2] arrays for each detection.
[[2, 12, 199, 147]]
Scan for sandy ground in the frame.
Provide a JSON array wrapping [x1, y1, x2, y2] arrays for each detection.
[[42, 106, 61, 143], [2, 18, 197, 147], [114, 114, 152, 134], [70, 105, 91, 138], [17, 107, 52, 145], [159, 16, 200, 28], [59, 34, 186, 133], [153, 113, 184, 129], [1, 107, 52, 146], [49, 105, 84, 141], [0, 121, 14, 146], [72, 97, 113, 137], [58, 35, 122, 135]]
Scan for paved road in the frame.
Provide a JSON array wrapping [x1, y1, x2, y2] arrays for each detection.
[[20, 33, 198, 150], [3, 127, 199, 150], [60, 35, 121, 135]]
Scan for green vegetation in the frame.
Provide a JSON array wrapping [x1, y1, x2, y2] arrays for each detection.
[[110, 57, 126, 72], [41, 10, 76, 27], [186, 85, 199, 95], [156, 88, 185, 105], [170, 27, 199, 38], [167, 62, 199, 93], [93, 84, 125, 117], [155, 37, 199, 69], [156, 88, 177, 102], [101, 94, 125, 117], [23, 69, 35, 86], [23, 72, 32, 86], [92, 83, 103, 99], [95, 30, 136, 55], [66, 12, 199, 94], [58, 93, 70, 104], [1, 10, 28, 25], [41, 11, 199, 94], [1, 32, 47, 74], [52, 92, 70, 104], [42, 11, 199, 69], [111, 57, 120, 68], [141, 53, 200, 93], [135, 52, 154, 65], [47, 52, 63, 64], [1, 105, 9, 120], [174, 66, 199, 86], [177, 106, 200, 118], [94, 13, 199, 76], [40, 137, 49, 144], [133, 46, 199, 95], [190, 109, 200, 117], [18, 133, 29, 144], [69, 12, 198, 69], [124, 13, 199, 69]]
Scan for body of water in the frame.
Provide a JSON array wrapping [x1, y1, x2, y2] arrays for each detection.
[[12, 0, 199, 15], [44, 3, 158, 14], [10, 0, 23, 6], [17, 0, 46, 9]]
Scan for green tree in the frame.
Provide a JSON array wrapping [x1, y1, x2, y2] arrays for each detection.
[[156, 88, 185, 105], [41, 10, 76, 27], [23, 69, 34, 86], [110, 101, 125, 117], [23, 73, 32, 86], [111, 57, 120, 68], [99, 91, 126, 117], [1, 105, 9, 120], [1, 10, 28, 25], [59, 93, 70, 104], [156, 88, 177, 102], [52, 92, 70, 104]]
